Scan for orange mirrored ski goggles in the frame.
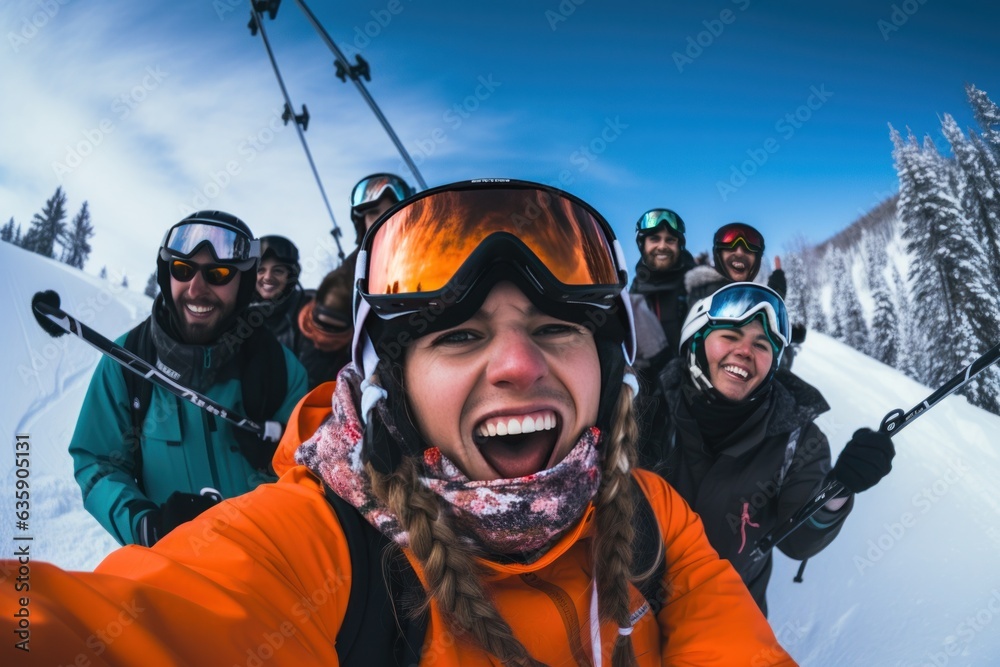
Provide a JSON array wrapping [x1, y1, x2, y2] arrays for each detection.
[[359, 179, 627, 314]]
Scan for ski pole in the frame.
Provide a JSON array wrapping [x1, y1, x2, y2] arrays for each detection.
[[30, 290, 264, 435], [289, 0, 429, 190], [748, 340, 1000, 562]]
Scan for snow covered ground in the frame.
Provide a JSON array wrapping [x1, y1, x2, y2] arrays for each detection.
[[2, 241, 999, 665]]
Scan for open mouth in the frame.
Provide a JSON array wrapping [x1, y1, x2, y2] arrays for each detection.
[[473, 410, 561, 479]]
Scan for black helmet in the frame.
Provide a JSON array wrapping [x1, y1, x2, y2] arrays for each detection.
[[634, 208, 686, 251], [157, 210, 260, 317], [259, 235, 301, 280]]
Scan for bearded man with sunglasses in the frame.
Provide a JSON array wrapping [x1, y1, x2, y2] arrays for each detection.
[[69, 211, 308, 547]]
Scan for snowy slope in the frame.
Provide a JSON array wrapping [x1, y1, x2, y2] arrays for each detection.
[[2, 241, 999, 665], [0, 242, 150, 568]]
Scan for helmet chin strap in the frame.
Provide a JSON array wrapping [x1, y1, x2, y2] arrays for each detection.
[[687, 346, 716, 392]]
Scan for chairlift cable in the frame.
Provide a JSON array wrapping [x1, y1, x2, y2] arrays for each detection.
[[249, 3, 346, 261], [289, 0, 428, 190]]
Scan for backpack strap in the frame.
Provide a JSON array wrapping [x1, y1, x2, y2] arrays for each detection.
[[778, 427, 808, 581], [777, 427, 801, 492], [324, 485, 425, 667], [630, 475, 668, 616], [121, 318, 154, 490], [230, 327, 288, 471]]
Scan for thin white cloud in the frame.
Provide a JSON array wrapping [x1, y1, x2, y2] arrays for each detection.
[[1, 0, 478, 288]]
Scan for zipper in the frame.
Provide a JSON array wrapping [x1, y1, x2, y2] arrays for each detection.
[[520, 572, 593, 667]]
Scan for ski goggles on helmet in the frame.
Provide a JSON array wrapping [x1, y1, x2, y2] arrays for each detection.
[[714, 223, 764, 254], [160, 220, 259, 270], [312, 303, 352, 334], [351, 173, 412, 211], [259, 235, 299, 265], [636, 208, 685, 236], [682, 282, 789, 353], [354, 179, 635, 374], [167, 258, 240, 286]]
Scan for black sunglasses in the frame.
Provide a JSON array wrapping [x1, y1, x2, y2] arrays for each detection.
[[169, 259, 239, 286]]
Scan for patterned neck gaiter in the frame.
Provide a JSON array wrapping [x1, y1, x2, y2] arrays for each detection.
[[296, 365, 602, 560]]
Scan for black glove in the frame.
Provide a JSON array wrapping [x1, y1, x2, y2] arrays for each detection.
[[161, 491, 220, 531], [791, 322, 807, 344], [831, 428, 895, 493], [137, 491, 220, 547], [767, 268, 787, 298]]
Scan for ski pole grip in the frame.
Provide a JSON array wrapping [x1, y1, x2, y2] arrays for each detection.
[[879, 408, 905, 435], [31, 290, 68, 338]]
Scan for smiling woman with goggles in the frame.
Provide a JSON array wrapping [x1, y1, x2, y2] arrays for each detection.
[[681, 282, 790, 358]]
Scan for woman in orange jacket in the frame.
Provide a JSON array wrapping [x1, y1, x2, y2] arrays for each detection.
[[4, 180, 796, 666]]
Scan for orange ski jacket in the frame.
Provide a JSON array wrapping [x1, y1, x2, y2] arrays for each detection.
[[3, 382, 796, 666]]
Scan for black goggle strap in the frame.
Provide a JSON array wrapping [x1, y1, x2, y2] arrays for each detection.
[[312, 303, 352, 329]]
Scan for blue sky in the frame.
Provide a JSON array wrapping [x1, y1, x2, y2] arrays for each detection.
[[2, 0, 999, 289]]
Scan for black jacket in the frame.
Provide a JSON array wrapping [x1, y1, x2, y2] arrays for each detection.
[[645, 359, 853, 614], [247, 286, 308, 354], [629, 252, 696, 361]]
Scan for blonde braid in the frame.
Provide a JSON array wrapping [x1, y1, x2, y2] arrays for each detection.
[[370, 458, 544, 667], [594, 377, 642, 666]]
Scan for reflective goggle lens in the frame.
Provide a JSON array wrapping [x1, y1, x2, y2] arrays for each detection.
[[163, 222, 257, 264], [363, 185, 621, 298], [169, 259, 238, 286], [638, 209, 685, 234], [351, 174, 409, 209], [705, 284, 789, 348], [715, 224, 764, 253]]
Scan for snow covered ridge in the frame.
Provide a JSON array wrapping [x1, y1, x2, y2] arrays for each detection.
[[3, 241, 1000, 664]]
